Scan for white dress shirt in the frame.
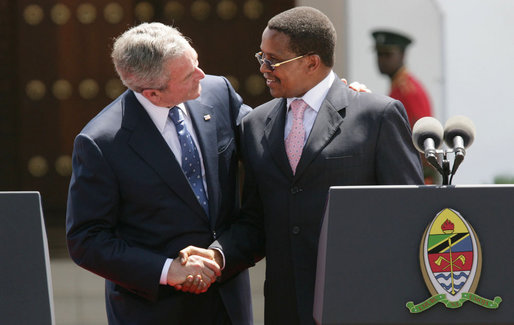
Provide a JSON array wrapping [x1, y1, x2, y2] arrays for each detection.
[[134, 92, 209, 285], [134, 92, 208, 192], [284, 71, 335, 142]]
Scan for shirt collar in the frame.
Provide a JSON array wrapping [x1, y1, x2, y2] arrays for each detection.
[[134, 91, 187, 133], [286, 70, 335, 112]]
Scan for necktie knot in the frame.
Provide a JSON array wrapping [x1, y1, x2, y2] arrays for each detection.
[[290, 99, 308, 120], [168, 106, 184, 126]]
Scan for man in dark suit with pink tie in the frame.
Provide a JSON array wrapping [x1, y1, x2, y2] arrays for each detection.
[[181, 7, 424, 325]]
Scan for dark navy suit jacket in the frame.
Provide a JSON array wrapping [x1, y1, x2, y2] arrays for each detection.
[[214, 76, 424, 325], [66, 75, 253, 325]]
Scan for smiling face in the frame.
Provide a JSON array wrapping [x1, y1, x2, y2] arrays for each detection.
[[259, 27, 314, 99], [142, 48, 206, 107]]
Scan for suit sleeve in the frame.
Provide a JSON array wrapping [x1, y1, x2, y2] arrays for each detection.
[[221, 76, 252, 127], [375, 100, 424, 185], [66, 134, 166, 301], [210, 118, 266, 280]]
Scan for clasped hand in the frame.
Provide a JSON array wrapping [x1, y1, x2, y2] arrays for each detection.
[[167, 246, 221, 294]]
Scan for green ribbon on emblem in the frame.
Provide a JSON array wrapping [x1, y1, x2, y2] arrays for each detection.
[[406, 293, 502, 313]]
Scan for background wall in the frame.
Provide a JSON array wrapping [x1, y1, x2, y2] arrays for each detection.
[[302, 0, 514, 184], [434, 0, 514, 184], [345, 0, 444, 120]]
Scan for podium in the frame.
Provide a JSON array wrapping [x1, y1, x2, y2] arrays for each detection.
[[314, 185, 514, 324], [0, 192, 55, 325]]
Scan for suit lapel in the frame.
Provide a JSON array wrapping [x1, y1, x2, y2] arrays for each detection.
[[186, 99, 219, 226], [263, 99, 293, 178], [295, 79, 349, 177], [122, 91, 208, 221]]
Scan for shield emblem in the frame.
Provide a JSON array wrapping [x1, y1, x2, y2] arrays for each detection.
[[420, 208, 481, 302], [407, 208, 501, 312]]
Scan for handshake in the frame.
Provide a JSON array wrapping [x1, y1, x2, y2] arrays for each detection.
[[166, 246, 223, 294]]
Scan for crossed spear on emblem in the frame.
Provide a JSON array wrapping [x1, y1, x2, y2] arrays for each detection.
[[436, 219, 466, 295]]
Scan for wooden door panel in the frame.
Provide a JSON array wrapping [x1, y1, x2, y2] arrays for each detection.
[[1, 0, 294, 224]]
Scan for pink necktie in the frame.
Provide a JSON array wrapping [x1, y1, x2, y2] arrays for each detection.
[[285, 99, 308, 174]]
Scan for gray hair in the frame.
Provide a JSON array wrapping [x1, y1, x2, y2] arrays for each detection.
[[111, 22, 192, 92]]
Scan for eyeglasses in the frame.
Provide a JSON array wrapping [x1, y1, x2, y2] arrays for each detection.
[[255, 51, 309, 71]]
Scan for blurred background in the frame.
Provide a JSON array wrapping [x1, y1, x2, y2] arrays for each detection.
[[1, 0, 513, 324]]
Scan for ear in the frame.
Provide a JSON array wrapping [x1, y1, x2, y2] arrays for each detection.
[[141, 89, 161, 106], [305, 54, 321, 72]]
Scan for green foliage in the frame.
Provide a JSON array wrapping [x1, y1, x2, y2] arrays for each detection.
[[493, 175, 514, 184]]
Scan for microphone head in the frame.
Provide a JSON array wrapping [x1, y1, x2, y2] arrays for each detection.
[[412, 117, 444, 153], [444, 115, 476, 148]]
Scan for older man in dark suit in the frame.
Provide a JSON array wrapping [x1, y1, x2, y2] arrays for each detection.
[[181, 6, 424, 325], [66, 22, 252, 325]]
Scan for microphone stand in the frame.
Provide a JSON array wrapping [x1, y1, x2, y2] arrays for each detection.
[[441, 152, 450, 185], [425, 149, 458, 185]]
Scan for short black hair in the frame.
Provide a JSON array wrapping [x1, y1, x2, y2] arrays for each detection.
[[267, 6, 336, 67]]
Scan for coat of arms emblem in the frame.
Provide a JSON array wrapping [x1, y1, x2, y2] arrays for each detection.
[[406, 208, 502, 312]]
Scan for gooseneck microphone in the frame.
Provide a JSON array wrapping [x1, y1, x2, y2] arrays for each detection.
[[412, 117, 444, 174], [444, 115, 476, 177]]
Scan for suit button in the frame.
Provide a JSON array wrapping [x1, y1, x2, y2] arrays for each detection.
[[292, 226, 300, 235], [290, 186, 302, 194]]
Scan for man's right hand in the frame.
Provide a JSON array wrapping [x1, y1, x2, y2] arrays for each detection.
[[179, 245, 223, 268], [174, 246, 224, 293], [167, 254, 221, 294]]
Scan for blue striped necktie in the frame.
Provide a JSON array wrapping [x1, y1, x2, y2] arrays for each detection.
[[168, 106, 209, 216]]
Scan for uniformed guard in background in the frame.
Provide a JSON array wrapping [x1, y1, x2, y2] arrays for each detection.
[[372, 30, 437, 184]]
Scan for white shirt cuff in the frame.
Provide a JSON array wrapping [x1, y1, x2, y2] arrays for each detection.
[[160, 258, 173, 285], [211, 247, 226, 270]]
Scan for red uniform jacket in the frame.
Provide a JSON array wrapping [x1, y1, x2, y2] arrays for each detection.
[[389, 67, 432, 128]]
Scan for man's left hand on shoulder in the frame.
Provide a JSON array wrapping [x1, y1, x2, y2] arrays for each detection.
[[342, 78, 372, 93]]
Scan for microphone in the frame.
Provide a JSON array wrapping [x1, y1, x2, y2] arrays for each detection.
[[412, 117, 444, 174], [444, 115, 476, 175], [412, 117, 444, 157]]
